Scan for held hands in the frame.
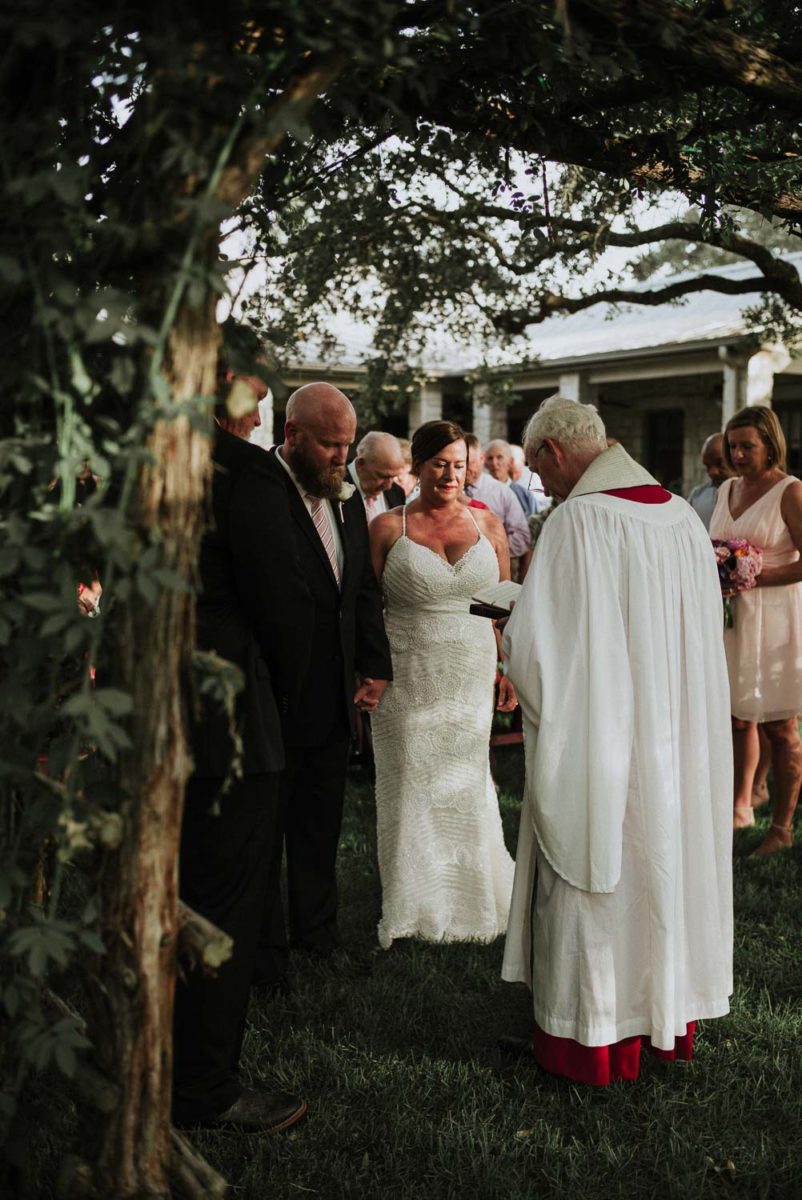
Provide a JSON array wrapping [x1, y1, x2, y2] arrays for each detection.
[[354, 676, 389, 714], [496, 676, 518, 712]]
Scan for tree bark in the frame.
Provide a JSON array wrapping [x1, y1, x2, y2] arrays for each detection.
[[85, 302, 216, 1200], [82, 50, 347, 1199]]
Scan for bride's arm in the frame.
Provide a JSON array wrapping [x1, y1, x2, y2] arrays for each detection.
[[476, 510, 511, 582]]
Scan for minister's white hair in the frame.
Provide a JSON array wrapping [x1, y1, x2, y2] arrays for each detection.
[[522, 394, 607, 456]]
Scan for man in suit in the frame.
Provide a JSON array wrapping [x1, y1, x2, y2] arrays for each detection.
[[348, 430, 407, 521], [172, 361, 312, 1132], [256, 383, 392, 980]]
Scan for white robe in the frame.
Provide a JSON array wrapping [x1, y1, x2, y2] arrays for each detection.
[[501, 447, 733, 1049]]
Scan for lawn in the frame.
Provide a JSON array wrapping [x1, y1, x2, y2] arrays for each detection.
[[192, 748, 802, 1200]]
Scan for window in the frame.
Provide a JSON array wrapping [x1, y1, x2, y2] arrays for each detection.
[[645, 409, 685, 493], [776, 404, 802, 477]]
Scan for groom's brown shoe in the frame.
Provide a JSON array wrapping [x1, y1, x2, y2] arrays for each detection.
[[193, 1088, 307, 1133]]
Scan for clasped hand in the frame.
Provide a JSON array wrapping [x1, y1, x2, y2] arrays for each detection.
[[354, 675, 388, 713], [496, 676, 518, 713]]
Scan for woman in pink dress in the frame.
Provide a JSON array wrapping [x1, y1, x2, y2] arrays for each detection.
[[709, 406, 802, 855]]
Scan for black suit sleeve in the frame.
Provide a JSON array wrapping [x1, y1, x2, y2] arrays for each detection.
[[225, 448, 313, 712], [345, 497, 393, 682]]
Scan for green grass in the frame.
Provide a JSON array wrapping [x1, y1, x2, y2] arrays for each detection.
[[191, 749, 802, 1200]]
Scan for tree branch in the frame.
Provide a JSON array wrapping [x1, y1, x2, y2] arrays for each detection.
[[177, 900, 233, 975], [495, 272, 797, 335], [574, 0, 802, 113]]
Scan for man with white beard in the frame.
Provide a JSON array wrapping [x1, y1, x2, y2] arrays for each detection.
[[500, 395, 733, 1085]]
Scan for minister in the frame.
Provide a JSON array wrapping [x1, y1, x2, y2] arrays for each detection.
[[501, 395, 733, 1085]]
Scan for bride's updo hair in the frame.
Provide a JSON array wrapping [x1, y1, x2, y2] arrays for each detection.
[[411, 419, 466, 474]]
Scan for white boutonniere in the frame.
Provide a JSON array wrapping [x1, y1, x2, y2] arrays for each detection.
[[338, 481, 356, 501]]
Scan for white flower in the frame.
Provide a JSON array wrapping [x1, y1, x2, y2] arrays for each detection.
[[338, 480, 356, 501]]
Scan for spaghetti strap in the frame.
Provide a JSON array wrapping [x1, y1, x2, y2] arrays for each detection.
[[402, 504, 407, 536], [465, 504, 481, 533]]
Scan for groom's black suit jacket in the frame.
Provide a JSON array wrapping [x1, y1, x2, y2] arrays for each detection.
[[269, 446, 392, 748], [191, 430, 312, 776]]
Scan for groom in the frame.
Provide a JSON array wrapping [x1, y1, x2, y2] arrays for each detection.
[[255, 383, 392, 982]]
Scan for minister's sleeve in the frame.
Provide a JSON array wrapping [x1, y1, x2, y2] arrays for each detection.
[[504, 500, 634, 893]]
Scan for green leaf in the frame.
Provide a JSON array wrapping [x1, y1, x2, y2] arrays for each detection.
[[94, 688, 133, 717], [23, 593, 63, 614], [61, 693, 93, 717]]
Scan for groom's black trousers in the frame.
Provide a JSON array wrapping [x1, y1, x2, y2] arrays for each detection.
[[172, 770, 280, 1124], [255, 732, 351, 981]]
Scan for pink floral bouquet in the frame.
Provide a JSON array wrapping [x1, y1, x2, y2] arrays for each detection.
[[711, 537, 763, 628]]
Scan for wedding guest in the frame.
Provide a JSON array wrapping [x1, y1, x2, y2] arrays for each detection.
[[687, 433, 734, 529], [709, 405, 802, 852], [394, 437, 418, 497], [485, 438, 548, 516], [369, 420, 515, 947], [510, 442, 547, 503], [501, 395, 733, 1085], [255, 385, 392, 978], [464, 434, 530, 559], [174, 334, 310, 1131], [348, 431, 406, 522]]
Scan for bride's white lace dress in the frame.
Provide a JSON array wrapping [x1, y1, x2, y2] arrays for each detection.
[[372, 507, 515, 949]]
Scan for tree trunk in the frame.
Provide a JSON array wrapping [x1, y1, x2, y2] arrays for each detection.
[[81, 51, 346, 1197], [85, 300, 217, 1199]]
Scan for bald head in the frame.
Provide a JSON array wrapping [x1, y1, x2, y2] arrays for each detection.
[[283, 381, 357, 500], [285, 382, 356, 428], [701, 432, 732, 487], [354, 431, 406, 497], [485, 438, 513, 483]]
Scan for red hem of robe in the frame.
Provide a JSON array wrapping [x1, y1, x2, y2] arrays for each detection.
[[532, 1021, 695, 1085], [601, 484, 673, 504]]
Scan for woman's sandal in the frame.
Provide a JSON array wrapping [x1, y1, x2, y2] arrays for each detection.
[[733, 805, 755, 829], [751, 822, 794, 857], [751, 782, 770, 809]]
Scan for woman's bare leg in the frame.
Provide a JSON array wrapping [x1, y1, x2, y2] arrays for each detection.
[[753, 717, 802, 855], [732, 717, 759, 827], [752, 724, 772, 807]]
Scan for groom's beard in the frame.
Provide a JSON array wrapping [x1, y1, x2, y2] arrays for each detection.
[[287, 443, 346, 500]]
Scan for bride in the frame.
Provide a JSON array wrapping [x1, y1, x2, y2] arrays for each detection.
[[369, 419, 516, 949]]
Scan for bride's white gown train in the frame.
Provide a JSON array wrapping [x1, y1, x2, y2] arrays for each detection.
[[372, 508, 515, 949]]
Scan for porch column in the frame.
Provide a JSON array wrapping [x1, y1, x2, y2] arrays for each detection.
[[745, 345, 790, 407], [471, 383, 507, 444], [558, 371, 596, 404], [407, 380, 443, 435]]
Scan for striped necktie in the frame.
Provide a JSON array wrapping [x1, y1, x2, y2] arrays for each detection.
[[307, 496, 341, 586]]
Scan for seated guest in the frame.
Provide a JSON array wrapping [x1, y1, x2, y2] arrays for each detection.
[[463, 434, 530, 560], [501, 394, 733, 1085], [687, 433, 734, 530]]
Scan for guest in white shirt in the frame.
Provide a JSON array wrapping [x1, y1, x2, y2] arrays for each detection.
[[464, 434, 531, 559], [348, 432, 407, 523], [509, 443, 549, 510], [485, 438, 549, 517]]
